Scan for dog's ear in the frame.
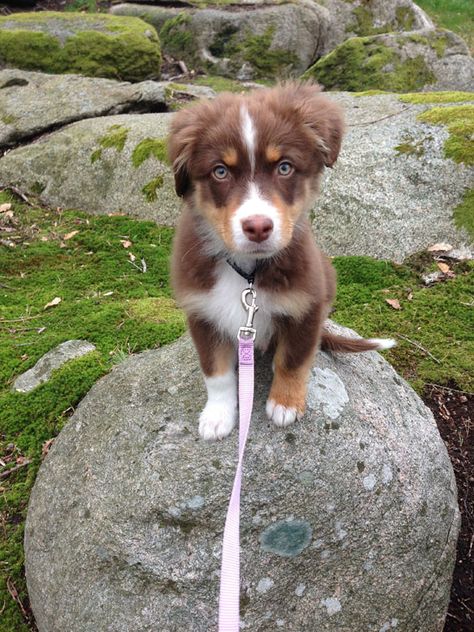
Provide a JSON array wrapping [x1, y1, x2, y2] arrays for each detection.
[[167, 106, 201, 197], [292, 83, 345, 168]]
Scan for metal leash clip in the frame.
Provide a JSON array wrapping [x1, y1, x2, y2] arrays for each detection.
[[238, 287, 258, 340]]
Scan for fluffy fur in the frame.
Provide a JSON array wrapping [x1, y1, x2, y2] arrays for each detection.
[[168, 82, 395, 440]]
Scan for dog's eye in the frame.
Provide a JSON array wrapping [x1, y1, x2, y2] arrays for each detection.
[[277, 161, 293, 176], [213, 165, 229, 180]]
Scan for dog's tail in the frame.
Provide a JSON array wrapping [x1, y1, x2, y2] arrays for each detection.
[[320, 330, 396, 354]]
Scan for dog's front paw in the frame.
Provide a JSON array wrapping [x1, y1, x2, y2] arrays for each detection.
[[199, 402, 236, 440], [266, 399, 302, 427]]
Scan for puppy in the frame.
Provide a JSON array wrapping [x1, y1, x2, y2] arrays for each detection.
[[168, 82, 394, 440]]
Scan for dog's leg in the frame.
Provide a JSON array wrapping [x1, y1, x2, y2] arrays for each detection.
[[188, 316, 237, 440], [266, 306, 323, 427]]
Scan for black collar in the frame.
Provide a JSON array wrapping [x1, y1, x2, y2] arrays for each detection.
[[226, 258, 260, 285]]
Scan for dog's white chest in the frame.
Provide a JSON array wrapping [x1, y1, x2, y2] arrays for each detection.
[[185, 263, 276, 348]]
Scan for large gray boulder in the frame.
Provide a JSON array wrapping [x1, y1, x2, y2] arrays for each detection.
[[0, 11, 162, 82], [111, 1, 331, 80], [0, 113, 177, 224], [25, 327, 459, 631], [1, 91, 471, 261], [304, 28, 474, 93], [0, 69, 215, 148], [312, 91, 474, 261]]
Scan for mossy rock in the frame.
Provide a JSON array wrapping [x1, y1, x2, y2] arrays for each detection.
[[316, 0, 434, 54], [111, 2, 330, 80], [0, 11, 162, 81], [303, 28, 474, 93], [0, 113, 179, 224]]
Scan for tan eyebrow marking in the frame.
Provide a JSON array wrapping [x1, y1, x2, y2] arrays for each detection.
[[266, 145, 282, 163], [222, 148, 238, 167]]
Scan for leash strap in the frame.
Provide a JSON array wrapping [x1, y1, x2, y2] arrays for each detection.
[[218, 315, 256, 630]]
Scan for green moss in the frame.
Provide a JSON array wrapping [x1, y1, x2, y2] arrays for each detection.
[[128, 297, 185, 327], [142, 175, 164, 202], [0, 12, 161, 81], [91, 124, 129, 163], [453, 189, 474, 239], [394, 137, 426, 157], [191, 75, 256, 93], [349, 6, 389, 36], [418, 105, 474, 164], [159, 12, 196, 62], [404, 31, 448, 58], [131, 138, 169, 168], [395, 6, 416, 31], [332, 255, 474, 393], [0, 190, 185, 631], [353, 89, 390, 97], [303, 36, 435, 92], [399, 91, 474, 103], [239, 26, 299, 79]]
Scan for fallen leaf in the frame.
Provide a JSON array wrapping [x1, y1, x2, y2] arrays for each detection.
[[21, 354, 28, 361], [0, 203, 12, 213], [427, 242, 452, 252], [407, 292, 413, 301], [128, 252, 136, 262], [59, 241, 67, 249], [4, 210, 14, 220], [40, 236, 49, 242], [42, 438, 55, 459], [385, 298, 401, 310], [103, 291, 114, 297], [64, 230, 79, 240], [120, 239, 132, 249], [437, 262, 450, 274], [43, 296, 61, 310]]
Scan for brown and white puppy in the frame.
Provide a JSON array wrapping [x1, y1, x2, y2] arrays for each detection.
[[169, 82, 394, 440]]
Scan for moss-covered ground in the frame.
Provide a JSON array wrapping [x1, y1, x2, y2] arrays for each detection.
[[1, 192, 472, 630], [0, 191, 185, 631]]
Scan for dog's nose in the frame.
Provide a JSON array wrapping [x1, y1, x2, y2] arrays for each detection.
[[241, 215, 273, 243]]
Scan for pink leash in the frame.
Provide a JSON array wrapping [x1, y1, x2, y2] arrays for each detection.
[[218, 287, 259, 632]]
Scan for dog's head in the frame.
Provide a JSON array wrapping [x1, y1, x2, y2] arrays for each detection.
[[168, 82, 344, 258]]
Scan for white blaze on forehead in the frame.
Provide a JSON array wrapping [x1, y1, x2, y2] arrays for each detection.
[[241, 105, 256, 175], [231, 183, 281, 249]]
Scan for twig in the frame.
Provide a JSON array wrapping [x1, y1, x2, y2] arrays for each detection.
[[396, 333, 441, 364], [348, 105, 415, 127], [0, 459, 31, 480], [6, 577, 29, 621], [425, 383, 473, 396], [0, 314, 42, 323], [1, 185, 31, 205]]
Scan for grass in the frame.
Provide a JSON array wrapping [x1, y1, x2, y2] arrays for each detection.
[[0, 193, 472, 631], [415, 0, 474, 52]]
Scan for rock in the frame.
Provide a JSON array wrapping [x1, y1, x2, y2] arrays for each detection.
[[0, 69, 215, 148], [0, 113, 179, 224], [311, 91, 474, 261], [25, 326, 459, 631], [304, 28, 474, 93], [111, 1, 330, 80], [1, 90, 471, 261], [320, 0, 433, 53], [12, 340, 96, 393], [0, 11, 161, 82]]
